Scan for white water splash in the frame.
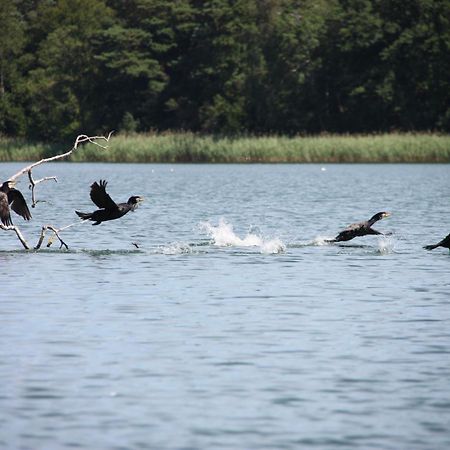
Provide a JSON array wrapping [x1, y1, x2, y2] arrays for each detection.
[[312, 236, 334, 246], [199, 219, 285, 254], [311, 234, 396, 253], [377, 235, 395, 254]]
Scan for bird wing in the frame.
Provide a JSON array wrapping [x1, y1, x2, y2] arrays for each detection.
[[333, 221, 367, 241], [90, 180, 117, 209], [0, 191, 13, 226], [7, 189, 32, 221], [343, 221, 366, 232], [437, 233, 450, 247]]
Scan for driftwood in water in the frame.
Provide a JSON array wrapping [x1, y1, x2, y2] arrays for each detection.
[[1, 133, 113, 250]]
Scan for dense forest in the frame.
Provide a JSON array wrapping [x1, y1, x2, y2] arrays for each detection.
[[1, 0, 449, 141]]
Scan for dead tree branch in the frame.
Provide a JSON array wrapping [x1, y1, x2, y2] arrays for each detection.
[[35, 220, 86, 250], [2, 132, 113, 250], [8, 131, 114, 183], [28, 171, 58, 208], [35, 225, 67, 250], [0, 224, 30, 249]]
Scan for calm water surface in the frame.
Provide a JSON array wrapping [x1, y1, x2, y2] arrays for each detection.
[[1, 163, 450, 450]]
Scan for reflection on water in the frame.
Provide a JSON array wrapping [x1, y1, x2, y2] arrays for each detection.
[[1, 163, 450, 450]]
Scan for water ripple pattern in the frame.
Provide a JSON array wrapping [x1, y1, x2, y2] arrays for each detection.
[[1, 163, 450, 450]]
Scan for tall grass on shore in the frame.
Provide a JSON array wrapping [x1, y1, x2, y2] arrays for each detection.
[[1, 133, 450, 163]]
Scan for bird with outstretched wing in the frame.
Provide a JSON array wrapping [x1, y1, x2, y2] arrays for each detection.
[[0, 181, 32, 226]]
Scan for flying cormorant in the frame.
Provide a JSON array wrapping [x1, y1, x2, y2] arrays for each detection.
[[75, 179, 144, 225], [423, 233, 450, 251], [0, 180, 32, 226], [327, 211, 391, 242]]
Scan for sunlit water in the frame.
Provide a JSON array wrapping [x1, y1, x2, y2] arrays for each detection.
[[1, 163, 450, 450]]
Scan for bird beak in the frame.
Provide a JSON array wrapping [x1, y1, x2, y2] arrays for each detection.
[[384, 212, 391, 218], [137, 196, 144, 203]]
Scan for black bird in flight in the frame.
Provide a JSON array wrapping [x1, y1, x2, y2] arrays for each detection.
[[75, 179, 144, 225], [423, 233, 450, 251], [0, 180, 32, 226], [327, 211, 391, 243]]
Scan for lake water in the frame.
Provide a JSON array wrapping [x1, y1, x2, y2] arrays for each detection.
[[1, 162, 450, 450]]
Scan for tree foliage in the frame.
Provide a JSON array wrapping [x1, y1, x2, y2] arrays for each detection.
[[1, 0, 449, 140]]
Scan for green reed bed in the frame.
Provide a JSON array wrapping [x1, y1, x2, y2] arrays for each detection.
[[1, 133, 450, 163]]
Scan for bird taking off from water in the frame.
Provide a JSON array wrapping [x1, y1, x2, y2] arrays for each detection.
[[423, 233, 450, 251], [0, 180, 32, 226], [327, 211, 391, 243], [75, 179, 144, 225]]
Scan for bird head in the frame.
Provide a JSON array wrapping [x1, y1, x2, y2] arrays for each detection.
[[1, 180, 16, 191], [369, 211, 391, 223], [0, 180, 16, 194], [127, 196, 144, 209]]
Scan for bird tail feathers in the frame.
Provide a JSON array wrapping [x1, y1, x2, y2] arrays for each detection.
[[75, 211, 92, 221], [423, 244, 438, 251]]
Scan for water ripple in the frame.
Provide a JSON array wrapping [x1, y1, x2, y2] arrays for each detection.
[[2, 163, 450, 450]]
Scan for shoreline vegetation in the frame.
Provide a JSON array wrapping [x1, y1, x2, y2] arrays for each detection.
[[1, 133, 450, 164]]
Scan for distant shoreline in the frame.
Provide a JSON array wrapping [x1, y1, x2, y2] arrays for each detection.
[[1, 133, 449, 164]]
